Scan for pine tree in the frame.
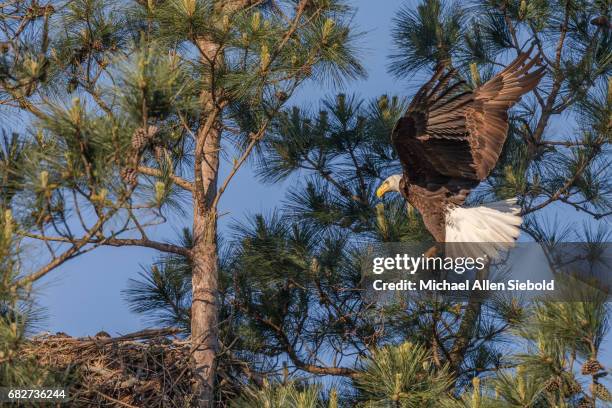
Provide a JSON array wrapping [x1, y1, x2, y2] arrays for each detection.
[[1, 0, 363, 405], [0, 135, 52, 387]]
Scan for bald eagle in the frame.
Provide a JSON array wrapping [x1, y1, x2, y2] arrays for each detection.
[[376, 48, 545, 256]]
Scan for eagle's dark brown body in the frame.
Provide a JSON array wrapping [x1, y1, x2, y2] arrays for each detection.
[[400, 178, 474, 242], [392, 48, 546, 242]]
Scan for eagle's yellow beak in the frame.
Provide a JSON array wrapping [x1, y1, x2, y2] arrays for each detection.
[[376, 182, 389, 198]]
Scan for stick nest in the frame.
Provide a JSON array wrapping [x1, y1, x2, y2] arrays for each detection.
[[22, 328, 197, 407]]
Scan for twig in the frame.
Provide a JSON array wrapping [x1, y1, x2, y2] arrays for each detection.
[[138, 165, 194, 192], [85, 327, 183, 344], [94, 391, 139, 408]]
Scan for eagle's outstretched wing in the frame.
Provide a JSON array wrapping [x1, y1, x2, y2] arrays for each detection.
[[392, 47, 546, 186]]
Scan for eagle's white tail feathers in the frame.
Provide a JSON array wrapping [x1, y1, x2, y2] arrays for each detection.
[[445, 199, 522, 260]]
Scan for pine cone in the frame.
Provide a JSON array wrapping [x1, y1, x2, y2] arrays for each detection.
[[92, 39, 104, 51], [131, 128, 148, 150], [562, 375, 582, 396], [544, 376, 561, 392], [121, 167, 138, 185], [131, 125, 159, 151], [591, 383, 612, 402], [582, 359, 604, 375], [275, 91, 288, 102], [577, 397, 594, 408], [26, 5, 55, 17]]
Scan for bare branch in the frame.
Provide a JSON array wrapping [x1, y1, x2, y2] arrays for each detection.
[[21, 232, 192, 258]]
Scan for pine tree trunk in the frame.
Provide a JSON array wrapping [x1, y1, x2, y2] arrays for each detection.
[[191, 122, 220, 406], [191, 36, 222, 407], [189, 4, 255, 404]]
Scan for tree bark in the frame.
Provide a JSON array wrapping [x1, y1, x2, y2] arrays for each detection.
[[191, 126, 220, 406], [191, 37, 222, 407]]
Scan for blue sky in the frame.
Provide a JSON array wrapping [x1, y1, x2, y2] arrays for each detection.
[[33, 0, 611, 366]]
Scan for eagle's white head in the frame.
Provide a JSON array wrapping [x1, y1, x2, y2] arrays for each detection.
[[376, 175, 402, 198]]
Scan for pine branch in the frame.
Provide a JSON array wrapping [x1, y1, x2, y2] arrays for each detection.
[[304, 157, 365, 204], [530, 2, 570, 144], [557, 197, 612, 220], [448, 298, 482, 373], [522, 146, 600, 215], [539, 140, 593, 147], [20, 232, 192, 258], [234, 300, 357, 377], [100, 238, 192, 258], [137, 166, 194, 192], [501, 4, 520, 51], [15, 219, 107, 286], [15, 187, 136, 286], [212, 127, 266, 210]]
